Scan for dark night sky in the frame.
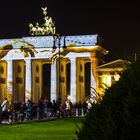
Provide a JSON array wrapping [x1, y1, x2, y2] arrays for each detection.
[[0, 0, 139, 60]]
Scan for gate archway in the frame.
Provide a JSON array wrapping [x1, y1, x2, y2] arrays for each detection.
[[42, 63, 51, 100]]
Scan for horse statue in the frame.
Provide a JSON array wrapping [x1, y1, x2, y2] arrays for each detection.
[[29, 23, 37, 35], [29, 22, 45, 35]]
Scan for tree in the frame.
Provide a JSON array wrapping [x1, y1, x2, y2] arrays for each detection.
[[76, 60, 140, 140]]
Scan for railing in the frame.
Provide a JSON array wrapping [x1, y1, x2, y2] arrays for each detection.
[[1, 107, 88, 124]]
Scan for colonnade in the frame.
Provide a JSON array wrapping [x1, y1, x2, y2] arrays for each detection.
[[0, 54, 95, 104]]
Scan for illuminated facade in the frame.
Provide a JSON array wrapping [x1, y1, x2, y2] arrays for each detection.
[[0, 35, 109, 104], [96, 59, 125, 94]]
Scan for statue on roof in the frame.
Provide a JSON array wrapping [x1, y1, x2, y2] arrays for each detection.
[[29, 6, 56, 36], [42, 6, 47, 17]]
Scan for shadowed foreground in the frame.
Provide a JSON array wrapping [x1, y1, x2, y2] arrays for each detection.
[[0, 118, 83, 140]]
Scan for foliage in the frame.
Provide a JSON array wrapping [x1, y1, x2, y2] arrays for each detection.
[[76, 60, 140, 140]]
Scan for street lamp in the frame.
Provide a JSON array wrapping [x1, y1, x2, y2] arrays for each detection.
[[53, 35, 66, 102]]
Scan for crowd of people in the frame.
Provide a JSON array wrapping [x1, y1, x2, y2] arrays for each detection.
[[0, 97, 94, 124]]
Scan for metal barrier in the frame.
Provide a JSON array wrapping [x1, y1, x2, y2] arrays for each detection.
[[1, 107, 88, 124], [73, 108, 87, 117]]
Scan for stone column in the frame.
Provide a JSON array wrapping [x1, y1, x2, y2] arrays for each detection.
[[90, 52, 98, 91], [7, 60, 13, 101], [70, 57, 77, 104], [90, 64, 96, 92], [25, 59, 32, 101], [51, 61, 57, 101]]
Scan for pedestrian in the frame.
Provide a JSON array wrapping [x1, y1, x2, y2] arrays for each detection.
[[59, 102, 66, 118], [8, 103, 13, 124], [1, 98, 9, 123], [26, 100, 33, 120]]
